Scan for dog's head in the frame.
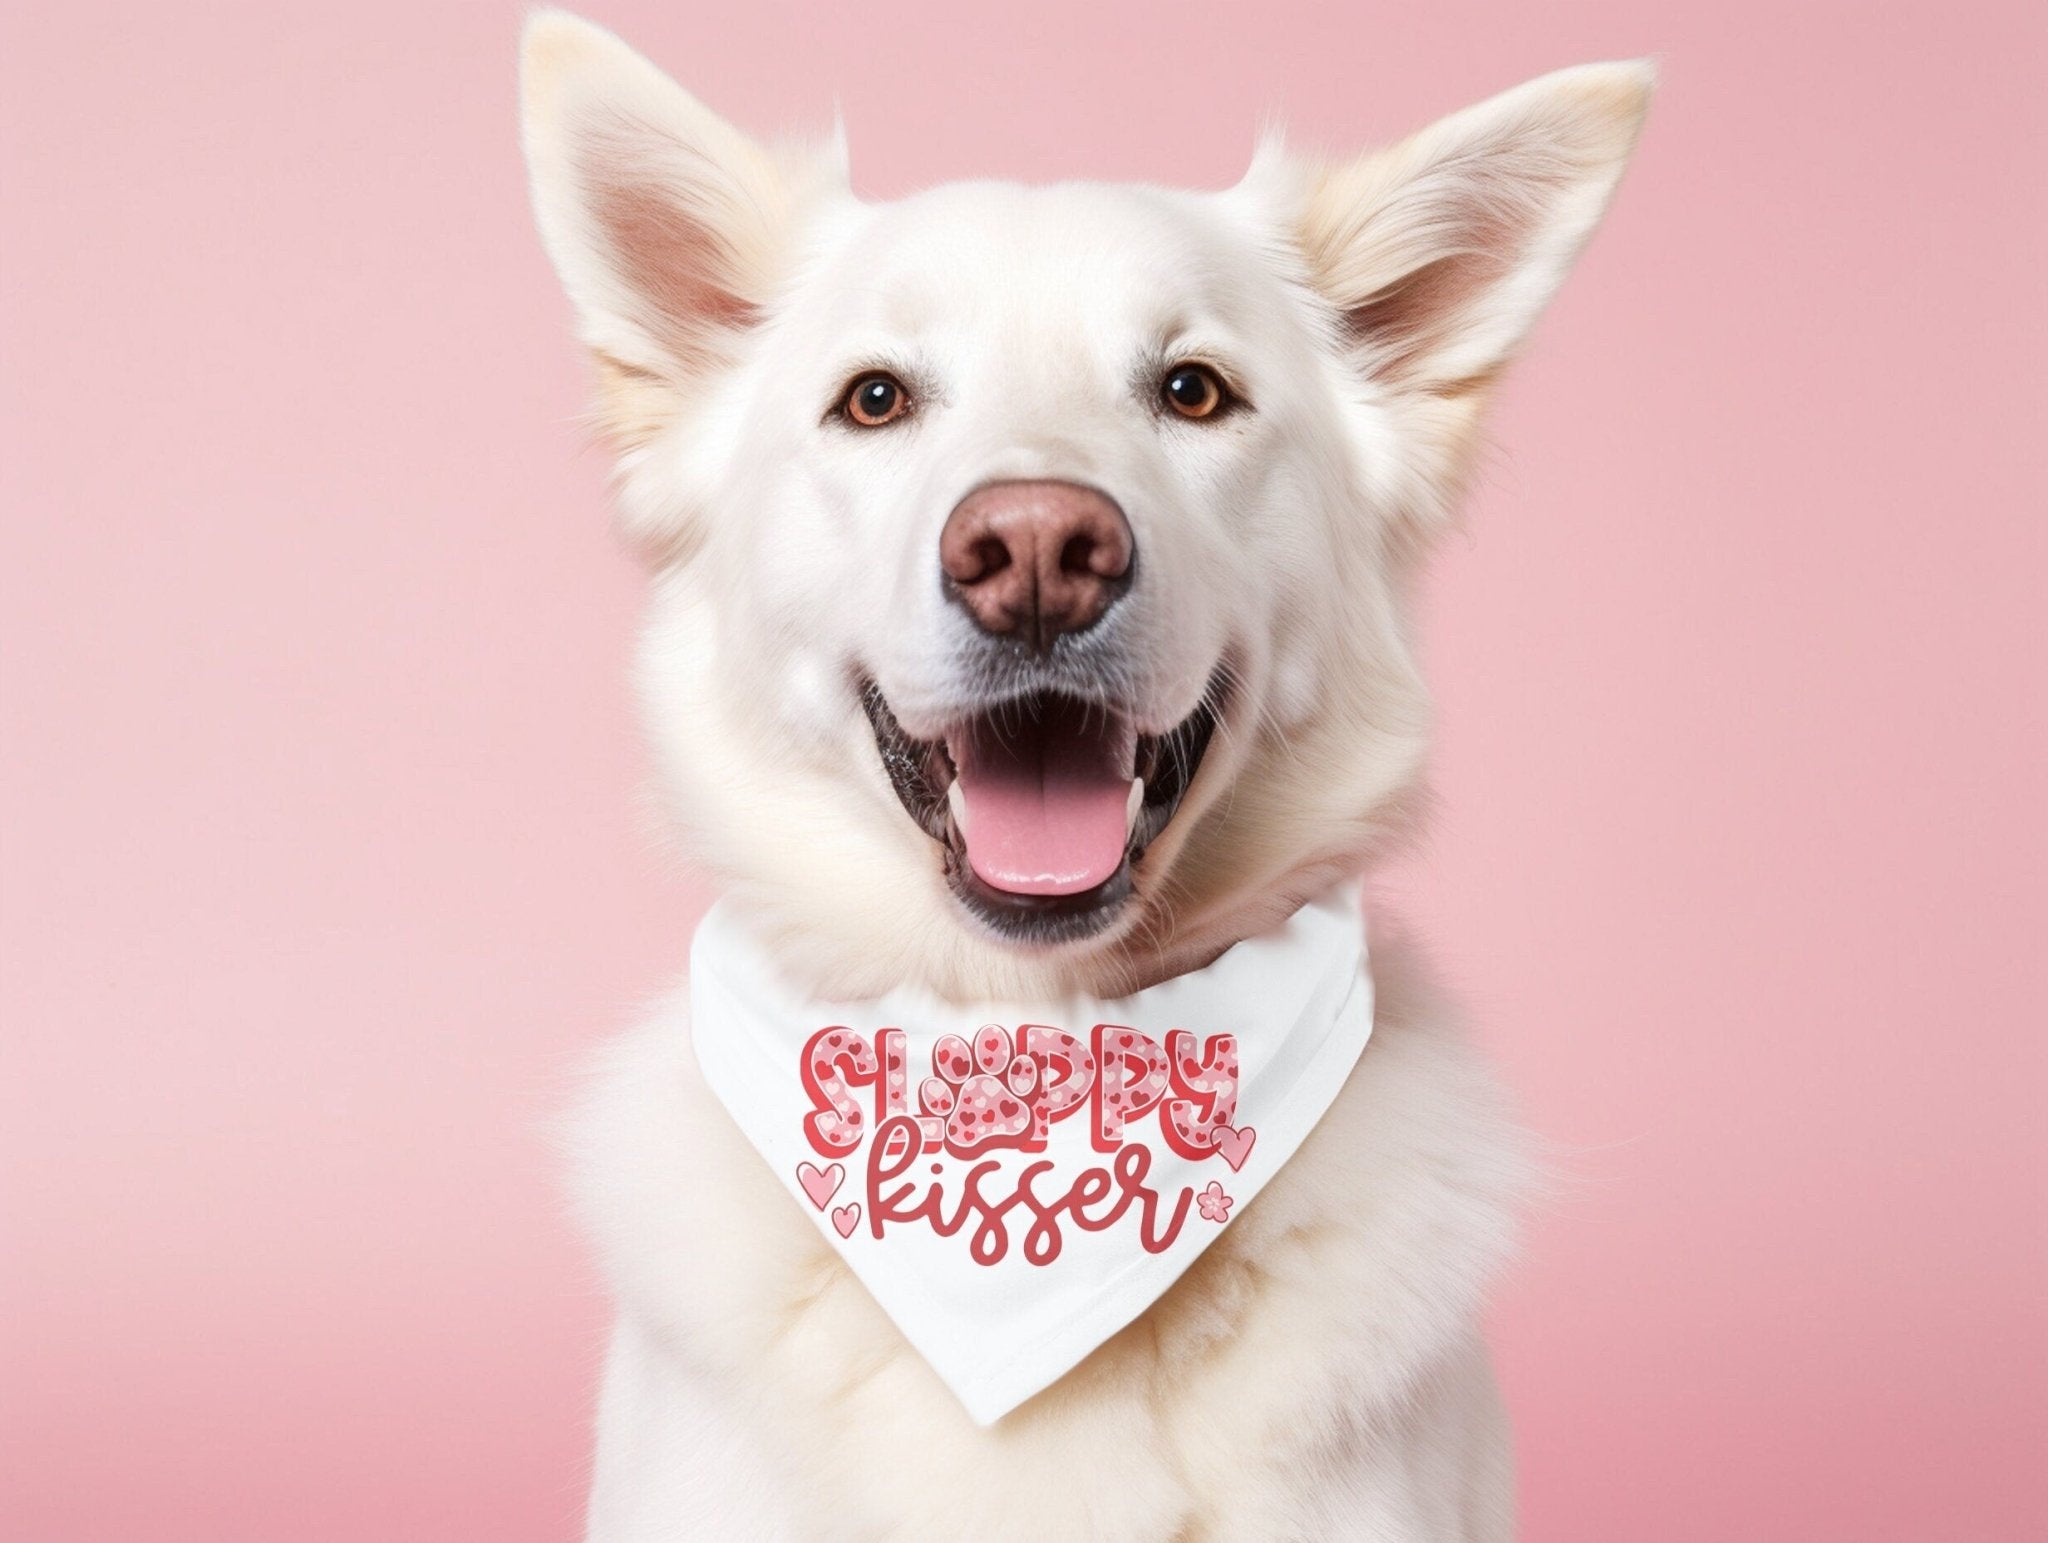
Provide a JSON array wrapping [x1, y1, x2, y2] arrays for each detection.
[[521, 12, 1649, 997]]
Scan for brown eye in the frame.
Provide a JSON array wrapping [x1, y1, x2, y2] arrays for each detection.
[[844, 372, 909, 427], [1162, 363, 1226, 419]]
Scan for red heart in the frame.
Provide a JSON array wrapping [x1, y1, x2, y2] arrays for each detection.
[[1212, 1125, 1257, 1172], [796, 1161, 844, 1210], [831, 1203, 862, 1239]]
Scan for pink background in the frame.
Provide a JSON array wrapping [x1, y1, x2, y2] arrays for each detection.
[[4, 2, 2042, 1538]]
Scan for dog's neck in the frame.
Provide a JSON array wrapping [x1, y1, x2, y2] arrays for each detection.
[[737, 857, 1366, 1006]]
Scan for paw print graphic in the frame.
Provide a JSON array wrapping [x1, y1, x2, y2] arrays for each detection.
[[920, 1025, 1040, 1155]]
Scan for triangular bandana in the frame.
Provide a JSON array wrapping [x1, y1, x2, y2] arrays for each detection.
[[689, 883, 1374, 1424]]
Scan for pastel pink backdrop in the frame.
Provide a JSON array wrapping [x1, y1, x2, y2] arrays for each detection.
[[4, 2, 2041, 1538]]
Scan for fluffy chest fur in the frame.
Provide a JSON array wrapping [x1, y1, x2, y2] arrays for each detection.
[[570, 935, 1524, 1541]]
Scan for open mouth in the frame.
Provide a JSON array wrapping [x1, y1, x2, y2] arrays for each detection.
[[860, 680, 1221, 945]]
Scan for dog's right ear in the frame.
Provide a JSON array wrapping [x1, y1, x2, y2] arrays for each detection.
[[520, 11, 843, 459]]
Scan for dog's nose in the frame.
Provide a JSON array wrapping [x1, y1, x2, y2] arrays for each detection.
[[939, 481, 1134, 650]]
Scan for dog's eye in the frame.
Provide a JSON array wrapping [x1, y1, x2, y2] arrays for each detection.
[[1162, 364, 1227, 420], [843, 372, 910, 427]]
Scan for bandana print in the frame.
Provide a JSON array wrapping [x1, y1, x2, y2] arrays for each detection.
[[690, 883, 1374, 1424]]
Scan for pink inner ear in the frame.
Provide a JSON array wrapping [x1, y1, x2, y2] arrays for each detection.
[[1301, 68, 1646, 400], [586, 154, 757, 364], [1340, 172, 1554, 389]]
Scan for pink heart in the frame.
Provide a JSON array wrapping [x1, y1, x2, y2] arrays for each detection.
[[1212, 1125, 1257, 1172], [831, 1203, 861, 1239], [796, 1161, 844, 1210]]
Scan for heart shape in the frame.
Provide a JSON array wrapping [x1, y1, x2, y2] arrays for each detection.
[[831, 1203, 862, 1239], [796, 1161, 844, 1211], [1212, 1125, 1257, 1172]]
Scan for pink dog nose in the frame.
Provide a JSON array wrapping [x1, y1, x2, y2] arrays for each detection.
[[939, 481, 1134, 650]]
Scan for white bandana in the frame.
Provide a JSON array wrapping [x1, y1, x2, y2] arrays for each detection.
[[689, 883, 1374, 1424]]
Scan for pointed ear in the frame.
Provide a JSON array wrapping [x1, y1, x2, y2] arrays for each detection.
[[519, 11, 844, 445], [1295, 61, 1653, 400]]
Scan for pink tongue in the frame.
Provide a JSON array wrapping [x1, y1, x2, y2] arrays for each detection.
[[953, 716, 1131, 897]]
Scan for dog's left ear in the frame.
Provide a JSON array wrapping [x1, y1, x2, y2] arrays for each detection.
[[1273, 61, 1653, 407]]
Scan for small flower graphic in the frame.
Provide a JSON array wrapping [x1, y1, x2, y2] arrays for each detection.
[[1197, 1181, 1234, 1224]]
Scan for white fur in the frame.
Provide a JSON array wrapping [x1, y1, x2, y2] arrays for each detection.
[[520, 12, 1650, 1537]]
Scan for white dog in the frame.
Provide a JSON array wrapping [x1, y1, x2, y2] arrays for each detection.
[[520, 13, 1650, 1538]]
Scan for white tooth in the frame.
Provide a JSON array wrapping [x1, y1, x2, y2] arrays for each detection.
[[947, 778, 969, 836], [1126, 775, 1144, 836]]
